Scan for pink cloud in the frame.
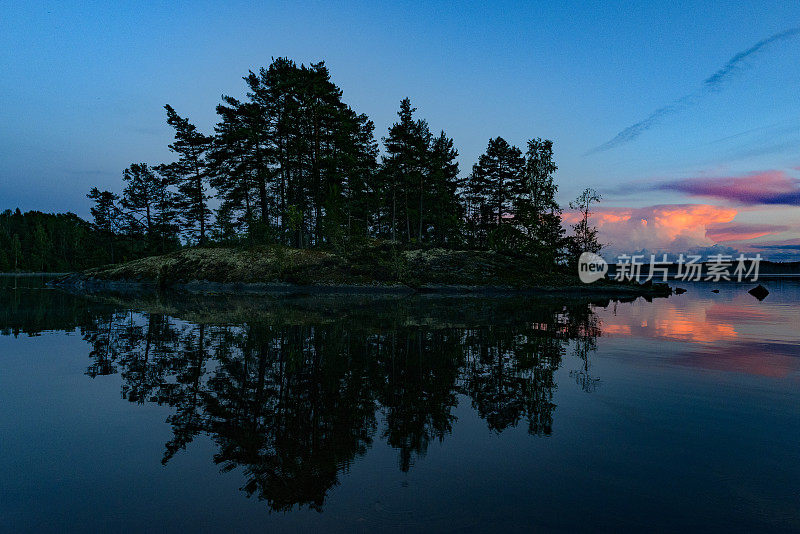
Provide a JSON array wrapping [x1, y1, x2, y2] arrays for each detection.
[[705, 223, 789, 242], [659, 170, 800, 206]]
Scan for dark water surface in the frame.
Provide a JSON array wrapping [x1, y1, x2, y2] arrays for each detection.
[[1, 275, 798, 533]]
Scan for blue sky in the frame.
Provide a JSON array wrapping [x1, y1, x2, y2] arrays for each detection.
[[2, 1, 799, 256]]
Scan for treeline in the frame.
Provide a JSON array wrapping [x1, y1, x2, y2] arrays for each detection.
[[0, 209, 157, 272], [88, 57, 601, 266]]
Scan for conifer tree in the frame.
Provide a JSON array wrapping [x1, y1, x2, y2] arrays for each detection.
[[149, 165, 181, 252], [87, 188, 121, 262], [380, 98, 432, 243], [87, 188, 120, 234], [12, 233, 22, 271], [31, 223, 50, 271], [163, 104, 213, 244], [427, 131, 462, 245], [209, 95, 259, 237], [465, 137, 524, 248], [207, 59, 379, 247], [121, 163, 158, 237], [515, 138, 564, 264]]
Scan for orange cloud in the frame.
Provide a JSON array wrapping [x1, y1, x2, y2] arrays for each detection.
[[561, 210, 631, 225], [602, 324, 632, 335], [566, 204, 737, 252], [649, 205, 737, 241]]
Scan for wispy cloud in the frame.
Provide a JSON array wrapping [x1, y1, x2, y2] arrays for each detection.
[[699, 121, 785, 146], [588, 97, 695, 154], [589, 27, 800, 153], [658, 170, 800, 206], [705, 223, 789, 242], [67, 169, 114, 176], [703, 27, 800, 89]]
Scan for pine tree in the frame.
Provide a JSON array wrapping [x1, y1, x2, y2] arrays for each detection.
[[209, 96, 259, 238], [465, 137, 524, 249], [87, 188, 121, 262], [150, 165, 181, 253], [121, 163, 159, 238], [87, 188, 120, 234], [31, 223, 50, 271], [427, 131, 462, 246], [515, 138, 564, 264], [163, 104, 213, 244], [207, 58, 379, 247], [259, 57, 300, 243], [379, 98, 432, 244], [323, 108, 378, 244]]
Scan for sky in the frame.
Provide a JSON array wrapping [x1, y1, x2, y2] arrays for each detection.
[[2, 0, 800, 259]]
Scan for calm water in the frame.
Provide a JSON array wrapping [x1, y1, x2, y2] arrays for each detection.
[[1, 276, 798, 533]]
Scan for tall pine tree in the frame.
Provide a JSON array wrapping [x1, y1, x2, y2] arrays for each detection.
[[427, 131, 462, 246], [163, 104, 213, 244], [515, 138, 564, 264], [464, 137, 524, 249], [379, 98, 432, 244]]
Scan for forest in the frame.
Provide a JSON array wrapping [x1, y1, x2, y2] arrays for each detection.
[[3, 58, 601, 273]]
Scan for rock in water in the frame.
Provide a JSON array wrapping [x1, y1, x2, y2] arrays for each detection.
[[711, 289, 720, 293], [748, 284, 769, 301], [675, 287, 687, 294]]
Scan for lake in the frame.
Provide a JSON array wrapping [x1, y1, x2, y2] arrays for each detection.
[[1, 275, 798, 533]]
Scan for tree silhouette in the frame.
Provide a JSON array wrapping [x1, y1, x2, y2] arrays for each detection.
[[163, 104, 213, 244]]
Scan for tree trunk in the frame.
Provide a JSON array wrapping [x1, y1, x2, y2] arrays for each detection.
[[391, 186, 396, 242], [418, 174, 423, 242], [197, 176, 205, 244]]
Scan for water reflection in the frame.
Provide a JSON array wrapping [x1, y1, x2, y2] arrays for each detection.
[[3, 279, 798, 521], [594, 282, 800, 377], [88, 296, 603, 511], [1, 285, 604, 512]]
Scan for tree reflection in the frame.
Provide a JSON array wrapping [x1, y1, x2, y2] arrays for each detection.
[[566, 302, 603, 393], [3, 290, 603, 512], [461, 324, 563, 435]]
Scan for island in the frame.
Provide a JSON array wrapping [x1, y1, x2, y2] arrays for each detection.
[[53, 243, 671, 297]]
